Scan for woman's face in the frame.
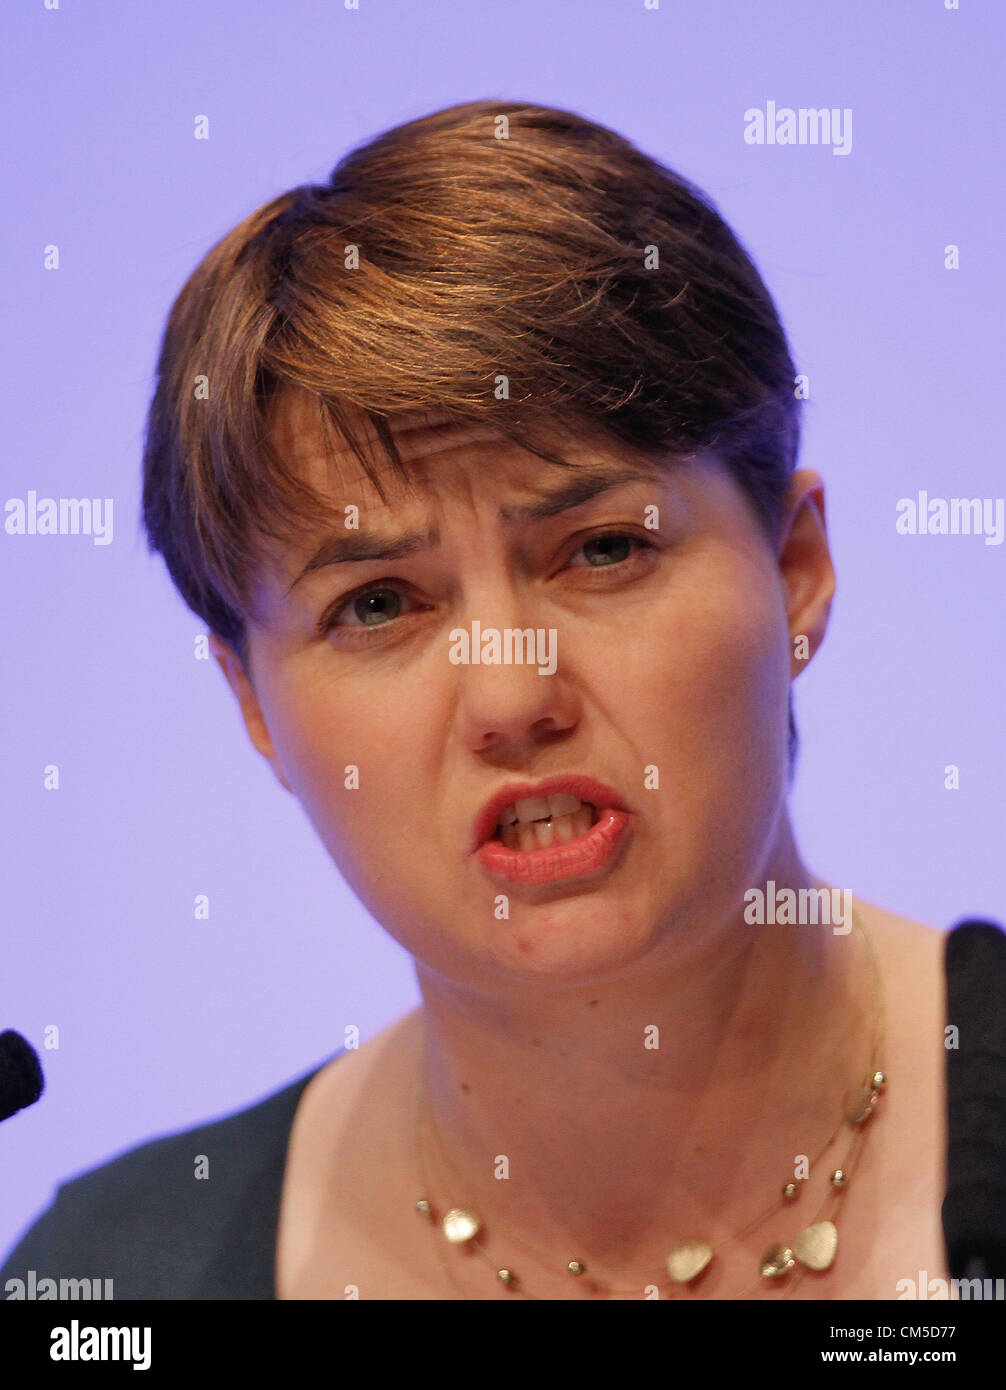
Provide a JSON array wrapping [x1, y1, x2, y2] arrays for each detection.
[[214, 395, 834, 986]]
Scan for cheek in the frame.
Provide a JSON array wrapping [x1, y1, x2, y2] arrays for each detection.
[[259, 671, 435, 860], [262, 674, 457, 958], [689, 581, 789, 739], [606, 558, 790, 820]]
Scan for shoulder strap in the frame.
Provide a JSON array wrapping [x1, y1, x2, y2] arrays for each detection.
[[942, 919, 1006, 1282]]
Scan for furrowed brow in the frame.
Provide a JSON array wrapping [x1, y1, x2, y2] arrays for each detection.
[[287, 465, 655, 594], [286, 530, 437, 594], [498, 467, 655, 523]]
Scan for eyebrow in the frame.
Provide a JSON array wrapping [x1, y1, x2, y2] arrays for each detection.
[[285, 464, 657, 595]]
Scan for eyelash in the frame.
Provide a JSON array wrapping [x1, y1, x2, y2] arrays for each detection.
[[316, 529, 658, 641]]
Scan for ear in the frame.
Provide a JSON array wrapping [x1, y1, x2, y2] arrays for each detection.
[[208, 635, 293, 794], [775, 470, 836, 679]]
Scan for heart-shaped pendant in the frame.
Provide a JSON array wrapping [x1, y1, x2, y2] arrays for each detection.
[[666, 1240, 713, 1283], [442, 1208, 480, 1244], [760, 1243, 796, 1278], [843, 1086, 879, 1125], [793, 1220, 838, 1271]]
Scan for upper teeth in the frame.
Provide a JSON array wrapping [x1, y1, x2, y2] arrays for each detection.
[[497, 794, 588, 828]]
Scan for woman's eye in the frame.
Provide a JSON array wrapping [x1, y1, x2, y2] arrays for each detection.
[[319, 532, 654, 640], [321, 585, 412, 634], [566, 531, 653, 570]]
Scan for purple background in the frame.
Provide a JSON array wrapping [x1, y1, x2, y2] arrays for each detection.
[[2, 0, 1003, 1259]]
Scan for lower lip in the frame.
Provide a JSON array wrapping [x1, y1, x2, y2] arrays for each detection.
[[474, 809, 633, 887]]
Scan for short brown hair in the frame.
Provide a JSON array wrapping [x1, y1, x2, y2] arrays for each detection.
[[140, 99, 801, 757]]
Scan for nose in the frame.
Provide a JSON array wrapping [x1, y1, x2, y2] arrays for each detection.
[[452, 611, 580, 757]]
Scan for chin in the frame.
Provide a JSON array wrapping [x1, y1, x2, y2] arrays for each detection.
[[473, 898, 662, 984]]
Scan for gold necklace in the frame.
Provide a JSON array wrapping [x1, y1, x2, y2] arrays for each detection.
[[412, 907, 886, 1300]]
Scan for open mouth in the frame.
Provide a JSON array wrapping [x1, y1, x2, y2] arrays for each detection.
[[495, 794, 601, 851]]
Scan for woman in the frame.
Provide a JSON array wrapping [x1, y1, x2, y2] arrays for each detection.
[[2, 99, 961, 1301]]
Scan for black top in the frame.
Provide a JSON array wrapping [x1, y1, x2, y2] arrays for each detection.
[[3, 921, 1005, 1298], [1, 1054, 332, 1300]]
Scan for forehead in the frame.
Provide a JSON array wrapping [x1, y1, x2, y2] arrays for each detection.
[[247, 391, 751, 628], [249, 391, 679, 612], [262, 393, 688, 576], [266, 388, 633, 500]]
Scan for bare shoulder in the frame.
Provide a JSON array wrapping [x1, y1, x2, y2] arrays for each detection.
[[275, 1007, 428, 1299], [283, 1004, 424, 1189], [854, 895, 947, 999], [833, 896, 952, 1294], [849, 895, 947, 1109]]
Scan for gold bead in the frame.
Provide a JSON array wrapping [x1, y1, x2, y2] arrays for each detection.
[[830, 1168, 847, 1188], [871, 1070, 887, 1092], [415, 1199, 433, 1219], [442, 1208, 480, 1243], [782, 1181, 799, 1200], [567, 1259, 586, 1276], [497, 1268, 515, 1285], [760, 1244, 795, 1278]]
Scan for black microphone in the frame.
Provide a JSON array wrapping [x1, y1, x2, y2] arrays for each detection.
[[942, 920, 1006, 1284], [0, 1029, 45, 1122]]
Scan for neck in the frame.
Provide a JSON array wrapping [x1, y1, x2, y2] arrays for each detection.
[[411, 828, 876, 1284]]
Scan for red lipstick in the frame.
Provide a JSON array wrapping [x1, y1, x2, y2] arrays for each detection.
[[470, 775, 634, 888]]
